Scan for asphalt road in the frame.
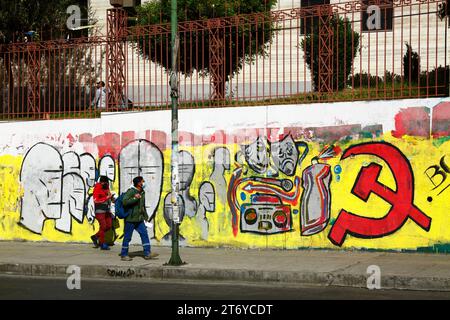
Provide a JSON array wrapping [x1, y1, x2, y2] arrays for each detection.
[[0, 275, 449, 300]]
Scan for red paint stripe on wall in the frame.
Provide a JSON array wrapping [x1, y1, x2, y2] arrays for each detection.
[[94, 132, 121, 159], [150, 130, 168, 151], [79, 133, 93, 143], [432, 102, 450, 138], [121, 131, 136, 149], [392, 107, 430, 138]]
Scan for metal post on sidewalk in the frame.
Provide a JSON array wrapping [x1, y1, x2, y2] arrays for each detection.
[[167, 0, 184, 266]]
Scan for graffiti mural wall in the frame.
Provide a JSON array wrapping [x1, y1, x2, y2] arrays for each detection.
[[0, 99, 449, 251]]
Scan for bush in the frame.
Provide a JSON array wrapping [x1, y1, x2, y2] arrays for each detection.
[[349, 71, 401, 89], [383, 71, 402, 85], [420, 65, 449, 96], [301, 15, 360, 92], [349, 73, 383, 88]]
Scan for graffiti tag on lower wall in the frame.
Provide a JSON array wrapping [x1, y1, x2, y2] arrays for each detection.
[[106, 268, 144, 278]]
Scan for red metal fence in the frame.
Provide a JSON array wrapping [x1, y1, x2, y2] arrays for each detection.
[[0, 0, 448, 120]]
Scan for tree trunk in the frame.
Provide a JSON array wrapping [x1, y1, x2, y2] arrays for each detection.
[[2, 50, 14, 115]]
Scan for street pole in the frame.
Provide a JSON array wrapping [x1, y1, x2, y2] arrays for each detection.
[[168, 0, 183, 266]]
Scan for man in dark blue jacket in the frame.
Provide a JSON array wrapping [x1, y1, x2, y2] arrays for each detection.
[[120, 176, 159, 261]]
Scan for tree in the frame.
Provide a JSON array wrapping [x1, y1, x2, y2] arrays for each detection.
[[438, 0, 450, 21], [134, 0, 277, 100], [0, 1, 102, 116], [301, 15, 360, 92], [1, 0, 78, 113], [0, 0, 89, 44], [403, 42, 420, 84]]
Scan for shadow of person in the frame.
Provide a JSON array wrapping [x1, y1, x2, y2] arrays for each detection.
[[127, 250, 159, 260], [128, 250, 144, 258]]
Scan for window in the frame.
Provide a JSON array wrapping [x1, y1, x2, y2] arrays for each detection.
[[361, 0, 393, 32], [300, 0, 331, 35]]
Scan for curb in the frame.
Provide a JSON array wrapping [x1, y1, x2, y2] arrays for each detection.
[[1, 263, 449, 292]]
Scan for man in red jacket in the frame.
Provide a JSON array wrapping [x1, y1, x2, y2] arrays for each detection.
[[91, 176, 114, 250]]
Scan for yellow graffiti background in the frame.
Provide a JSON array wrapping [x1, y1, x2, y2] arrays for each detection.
[[0, 132, 449, 251]]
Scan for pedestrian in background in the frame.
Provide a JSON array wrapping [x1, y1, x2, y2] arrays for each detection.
[[92, 81, 106, 109]]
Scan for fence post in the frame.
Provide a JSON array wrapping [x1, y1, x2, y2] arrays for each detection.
[[26, 42, 41, 118], [209, 19, 225, 101], [106, 5, 127, 111], [317, 5, 334, 95]]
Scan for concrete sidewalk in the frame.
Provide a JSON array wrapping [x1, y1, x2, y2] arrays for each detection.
[[0, 241, 449, 291]]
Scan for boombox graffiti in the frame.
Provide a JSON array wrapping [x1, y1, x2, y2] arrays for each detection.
[[240, 193, 292, 234], [228, 135, 338, 236]]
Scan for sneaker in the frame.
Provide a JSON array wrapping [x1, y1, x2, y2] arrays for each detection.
[[121, 255, 133, 261], [90, 235, 99, 248], [100, 243, 110, 250], [144, 252, 159, 260]]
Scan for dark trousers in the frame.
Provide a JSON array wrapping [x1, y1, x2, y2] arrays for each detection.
[[120, 221, 151, 256], [95, 212, 112, 245]]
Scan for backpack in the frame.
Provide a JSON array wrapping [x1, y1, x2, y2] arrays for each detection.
[[115, 193, 131, 219], [105, 217, 120, 246]]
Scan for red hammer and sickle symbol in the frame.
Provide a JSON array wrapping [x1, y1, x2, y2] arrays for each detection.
[[328, 142, 432, 246]]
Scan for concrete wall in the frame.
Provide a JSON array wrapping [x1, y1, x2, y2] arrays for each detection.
[[1, 98, 449, 251]]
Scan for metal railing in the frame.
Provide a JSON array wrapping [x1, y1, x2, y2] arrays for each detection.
[[0, 0, 448, 120]]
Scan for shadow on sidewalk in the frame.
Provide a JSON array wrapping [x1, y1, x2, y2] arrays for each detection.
[[116, 251, 159, 260]]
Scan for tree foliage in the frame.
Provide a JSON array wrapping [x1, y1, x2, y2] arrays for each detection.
[[0, 1, 102, 115], [403, 43, 420, 83], [301, 15, 360, 92], [0, 0, 88, 44], [134, 0, 277, 99]]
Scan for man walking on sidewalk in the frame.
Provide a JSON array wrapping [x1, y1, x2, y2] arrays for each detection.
[[120, 176, 159, 261]]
